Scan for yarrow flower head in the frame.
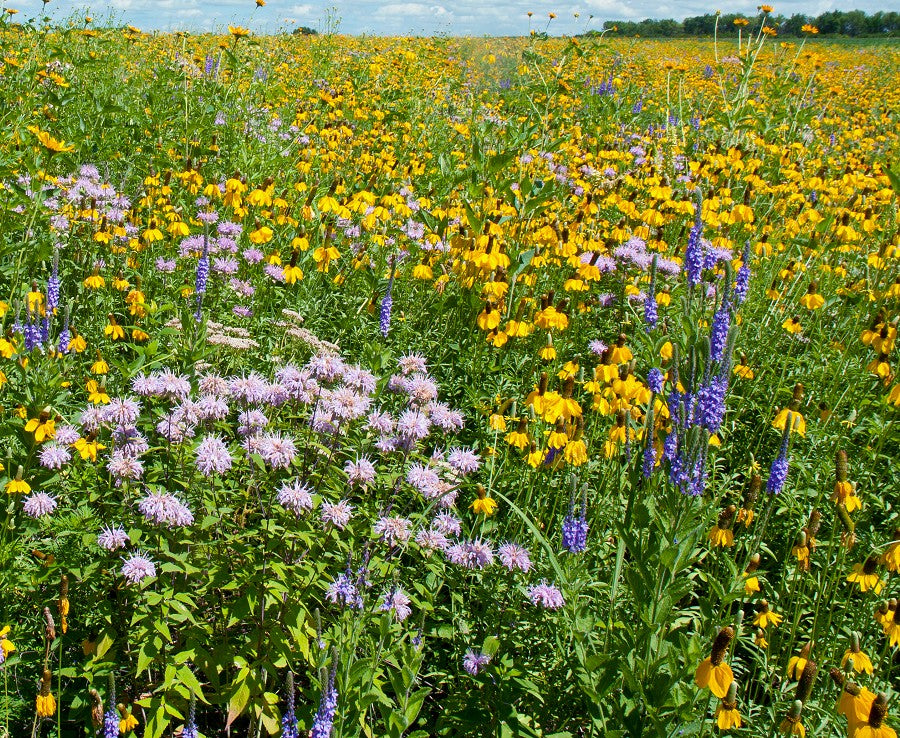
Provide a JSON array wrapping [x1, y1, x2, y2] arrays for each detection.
[[463, 650, 492, 675], [497, 542, 533, 572], [321, 499, 354, 530], [277, 481, 314, 516], [527, 581, 565, 609], [344, 456, 376, 487], [373, 516, 413, 546], [194, 435, 233, 476], [23, 491, 57, 518], [138, 489, 194, 528], [98, 525, 129, 551], [446, 539, 494, 569], [121, 551, 156, 585], [380, 588, 413, 622]]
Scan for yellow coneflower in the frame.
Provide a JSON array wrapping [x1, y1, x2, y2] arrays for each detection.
[[68, 331, 87, 353], [118, 704, 139, 734], [882, 531, 900, 573], [125, 288, 147, 317], [715, 682, 742, 729], [733, 356, 755, 380], [0, 625, 16, 661], [525, 443, 543, 469], [753, 600, 782, 629], [5, 466, 30, 495], [36, 668, 55, 717], [57, 575, 69, 635], [470, 485, 498, 517], [779, 700, 805, 737], [857, 693, 898, 738], [548, 419, 569, 450], [884, 601, 900, 648], [83, 268, 105, 289], [832, 450, 861, 512], [694, 626, 734, 698], [28, 126, 74, 154], [708, 505, 736, 548], [489, 413, 507, 432], [283, 256, 304, 285], [799, 282, 824, 309], [563, 438, 587, 466], [538, 334, 556, 361], [609, 334, 632, 364], [772, 385, 806, 436], [786, 641, 812, 680], [104, 316, 126, 341], [874, 600, 894, 631], [842, 632, 874, 675], [834, 669, 876, 736], [525, 374, 549, 416], [847, 556, 885, 594], [867, 354, 892, 381], [0, 336, 16, 359], [792, 530, 810, 570], [86, 380, 110, 405], [90, 352, 109, 375], [74, 435, 106, 462], [24, 411, 56, 443], [505, 418, 529, 450], [743, 553, 761, 595], [782, 316, 803, 334]]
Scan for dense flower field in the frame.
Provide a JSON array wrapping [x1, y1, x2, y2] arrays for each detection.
[[0, 10, 899, 738]]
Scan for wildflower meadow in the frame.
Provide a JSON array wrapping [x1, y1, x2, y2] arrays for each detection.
[[0, 5, 899, 737]]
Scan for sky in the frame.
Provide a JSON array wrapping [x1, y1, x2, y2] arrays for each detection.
[[6, 0, 893, 35]]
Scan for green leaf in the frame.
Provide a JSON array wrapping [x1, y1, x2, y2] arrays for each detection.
[[886, 166, 900, 197], [404, 687, 429, 727], [226, 680, 251, 728], [95, 629, 116, 659], [177, 665, 207, 703]]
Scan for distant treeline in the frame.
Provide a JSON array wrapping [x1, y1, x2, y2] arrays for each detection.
[[586, 11, 899, 37]]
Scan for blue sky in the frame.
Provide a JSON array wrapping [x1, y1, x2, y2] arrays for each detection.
[[7, 0, 891, 35]]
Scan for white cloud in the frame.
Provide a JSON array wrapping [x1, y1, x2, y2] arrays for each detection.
[[5, 0, 892, 34], [378, 3, 450, 17]]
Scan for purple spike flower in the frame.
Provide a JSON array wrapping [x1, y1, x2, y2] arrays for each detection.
[[562, 512, 588, 553], [767, 431, 791, 494], [735, 243, 751, 304], [642, 441, 657, 478], [281, 673, 299, 738], [47, 253, 60, 311], [643, 292, 658, 330], [103, 709, 119, 738], [310, 667, 338, 738], [709, 300, 732, 364], [647, 368, 664, 394], [195, 236, 209, 320], [57, 312, 71, 354], [379, 276, 394, 337], [685, 195, 704, 287]]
